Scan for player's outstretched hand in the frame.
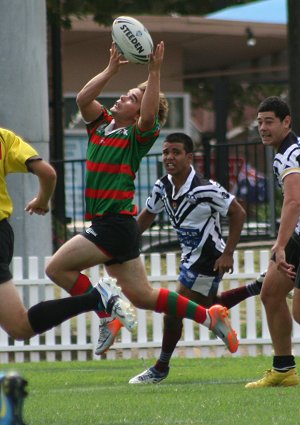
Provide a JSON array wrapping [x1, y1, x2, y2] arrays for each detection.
[[149, 41, 164, 72], [108, 42, 129, 74]]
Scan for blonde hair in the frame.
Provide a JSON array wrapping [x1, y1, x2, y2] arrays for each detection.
[[137, 81, 169, 127]]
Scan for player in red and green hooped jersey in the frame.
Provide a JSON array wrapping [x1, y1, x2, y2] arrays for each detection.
[[84, 104, 160, 219], [45, 41, 239, 356]]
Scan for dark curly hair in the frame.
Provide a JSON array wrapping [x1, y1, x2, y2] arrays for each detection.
[[257, 96, 291, 121], [164, 132, 194, 153]]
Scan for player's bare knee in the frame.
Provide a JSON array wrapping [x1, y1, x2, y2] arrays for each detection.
[[260, 286, 275, 305], [6, 324, 33, 341], [260, 290, 268, 305], [45, 261, 61, 283], [45, 262, 54, 280]]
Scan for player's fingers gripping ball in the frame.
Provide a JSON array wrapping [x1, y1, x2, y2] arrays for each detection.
[[112, 16, 153, 64]]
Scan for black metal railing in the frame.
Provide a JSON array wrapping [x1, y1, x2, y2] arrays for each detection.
[[51, 140, 280, 252]]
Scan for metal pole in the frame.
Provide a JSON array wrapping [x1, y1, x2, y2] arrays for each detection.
[[0, 0, 52, 275]]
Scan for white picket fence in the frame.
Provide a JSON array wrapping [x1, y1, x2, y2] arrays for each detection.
[[2, 250, 300, 363]]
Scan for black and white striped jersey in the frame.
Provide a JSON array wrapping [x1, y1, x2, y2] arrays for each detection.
[[273, 132, 300, 235], [145, 166, 235, 275]]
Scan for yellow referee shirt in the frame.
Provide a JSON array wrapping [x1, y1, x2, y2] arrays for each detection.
[[0, 128, 39, 221]]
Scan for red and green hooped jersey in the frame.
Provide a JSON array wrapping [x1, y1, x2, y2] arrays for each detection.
[[85, 108, 160, 219]]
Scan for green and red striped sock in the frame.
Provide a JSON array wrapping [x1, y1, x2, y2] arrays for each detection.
[[155, 288, 209, 325]]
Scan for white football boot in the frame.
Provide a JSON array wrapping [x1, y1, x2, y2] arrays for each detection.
[[94, 277, 136, 332]]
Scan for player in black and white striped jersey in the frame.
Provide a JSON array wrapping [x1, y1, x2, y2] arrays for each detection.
[[246, 96, 300, 388], [127, 132, 264, 384], [140, 132, 257, 299]]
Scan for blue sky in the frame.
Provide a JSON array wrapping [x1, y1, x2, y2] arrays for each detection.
[[206, 0, 287, 24]]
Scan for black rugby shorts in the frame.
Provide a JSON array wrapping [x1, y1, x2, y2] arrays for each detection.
[[82, 214, 140, 264], [282, 233, 300, 288]]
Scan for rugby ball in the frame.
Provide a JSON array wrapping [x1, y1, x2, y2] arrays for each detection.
[[112, 16, 153, 64]]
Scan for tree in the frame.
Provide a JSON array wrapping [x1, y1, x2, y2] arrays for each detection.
[[46, 0, 257, 28]]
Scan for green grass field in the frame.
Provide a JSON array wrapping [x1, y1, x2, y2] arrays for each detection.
[[2, 356, 299, 425]]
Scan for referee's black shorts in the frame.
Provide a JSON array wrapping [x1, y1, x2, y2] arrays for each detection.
[[0, 219, 14, 284], [82, 214, 140, 265]]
